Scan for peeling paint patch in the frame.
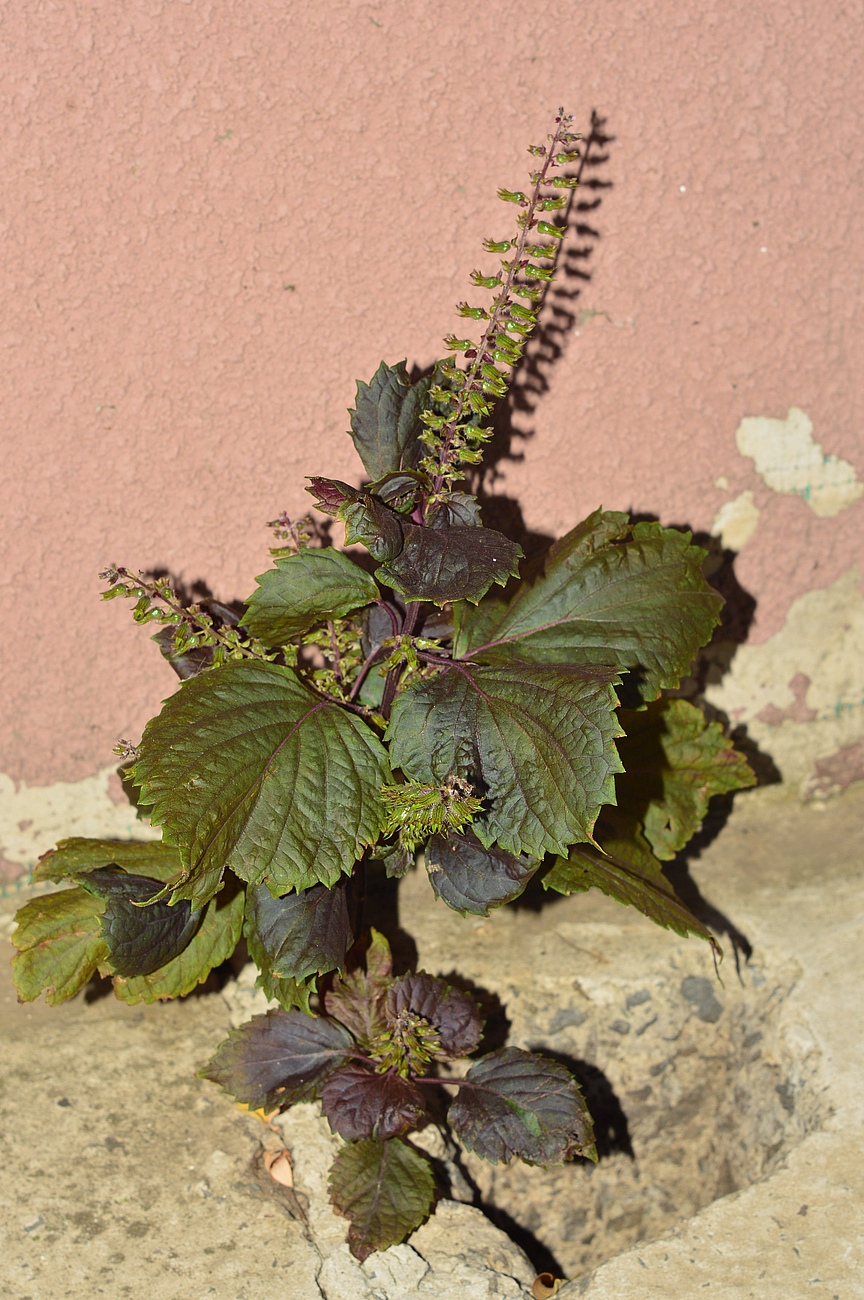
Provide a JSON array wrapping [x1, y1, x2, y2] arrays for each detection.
[[801, 739, 864, 802], [706, 568, 864, 790], [711, 489, 761, 550], [0, 765, 157, 886], [756, 673, 818, 727], [736, 407, 863, 517]]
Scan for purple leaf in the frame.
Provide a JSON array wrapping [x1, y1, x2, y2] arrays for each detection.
[[381, 844, 412, 879], [378, 523, 522, 605], [449, 1047, 596, 1165], [386, 972, 483, 1058], [366, 470, 428, 514], [324, 928, 394, 1048], [78, 869, 203, 978], [425, 831, 539, 916], [200, 1008, 354, 1110], [426, 492, 482, 529], [320, 1064, 428, 1140], [247, 880, 353, 982], [306, 476, 358, 516], [154, 601, 240, 681]]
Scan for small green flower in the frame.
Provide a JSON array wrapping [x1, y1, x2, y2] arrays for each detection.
[[379, 776, 483, 852]]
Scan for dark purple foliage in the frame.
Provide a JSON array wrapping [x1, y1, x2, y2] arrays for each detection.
[[321, 1064, 428, 1140], [448, 1047, 596, 1165], [200, 1009, 354, 1111], [385, 972, 483, 1057]]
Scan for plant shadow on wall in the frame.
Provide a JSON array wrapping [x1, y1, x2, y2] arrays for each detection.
[[460, 108, 766, 969], [11, 110, 769, 1270]]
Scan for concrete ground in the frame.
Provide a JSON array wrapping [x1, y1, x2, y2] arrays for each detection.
[[559, 784, 864, 1300], [1, 783, 862, 1299]]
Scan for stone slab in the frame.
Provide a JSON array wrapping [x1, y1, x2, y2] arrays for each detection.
[[1, 783, 862, 1297]]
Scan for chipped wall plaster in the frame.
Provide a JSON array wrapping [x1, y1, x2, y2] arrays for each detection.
[[706, 567, 864, 790], [735, 408, 863, 518], [711, 489, 761, 551], [0, 766, 157, 890]]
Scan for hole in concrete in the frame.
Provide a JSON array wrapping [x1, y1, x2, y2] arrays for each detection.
[[456, 950, 825, 1279]]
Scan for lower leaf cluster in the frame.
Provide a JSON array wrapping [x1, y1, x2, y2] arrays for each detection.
[[200, 931, 596, 1259]]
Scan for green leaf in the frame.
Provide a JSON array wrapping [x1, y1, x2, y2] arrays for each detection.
[[112, 879, 245, 1003], [32, 838, 181, 884], [542, 835, 715, 943], [245, 880, 353, 983], [339, 495, 404, 561], [449, 1048, 596, 1165], [349, 361, 433, 480], [366, 470, 428, 514], [614, 699, 757, 860], [378, 524, 522, 605], [201, 1008, 355, 1110], [388, 661, 623, 858], [363, 927, 394, 985], [130, 662, 391, 908], [243, 906, 317, 1013], [451, 591, 509, 657], [543, 699, 754, 942], [454, 510, 722, 701], [328, 1137, 435, 1261], [11, 888, 108, 1004], [425, 831, 539, 916], [243, 549, 379, 646]]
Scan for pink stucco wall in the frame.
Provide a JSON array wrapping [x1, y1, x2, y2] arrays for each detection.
[[3, 1, 863, 784]]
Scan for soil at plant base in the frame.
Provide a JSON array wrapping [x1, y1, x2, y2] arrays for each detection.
[[1, 783, 862, 1298]]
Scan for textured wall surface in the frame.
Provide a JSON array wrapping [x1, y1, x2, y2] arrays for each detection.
[[3, 1, 863, 800]]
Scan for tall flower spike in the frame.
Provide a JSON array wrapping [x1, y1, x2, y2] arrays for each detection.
[[420, 110, 581, 511]]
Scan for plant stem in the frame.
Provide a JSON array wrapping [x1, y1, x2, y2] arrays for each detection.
[[412, 1075, 471, 1089], [415, 649, 453, 668], [374, 599, 402, 637], [311, 684, 375, 718], [348, 645, 384, 702], [401, 602, 421, 639], [379, 601, 421, 720], [327, 619, 343, 686], [111, 567, 265, 661], [351, 857, 368, 940], [427, 115, 572, 501]]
